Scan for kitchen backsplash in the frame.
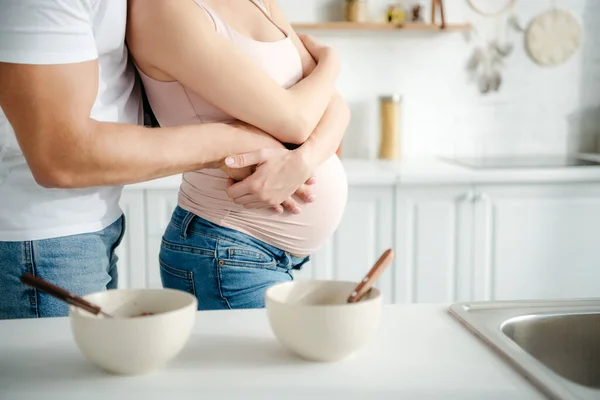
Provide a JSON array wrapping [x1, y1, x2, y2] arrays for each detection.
[[279, 0, 600, 159]]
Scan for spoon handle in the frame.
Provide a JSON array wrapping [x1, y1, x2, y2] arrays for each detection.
[[348, 249, 395, 303], [20, 273, 110, 317]]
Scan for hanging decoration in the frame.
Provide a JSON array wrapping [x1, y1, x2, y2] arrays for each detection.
[[464, 0, 522, 94], [525, 5, 582, 67]]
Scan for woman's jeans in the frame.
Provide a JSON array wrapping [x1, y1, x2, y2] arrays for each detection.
[[0, 216, 124, 319], [160, 206, 309, 310]]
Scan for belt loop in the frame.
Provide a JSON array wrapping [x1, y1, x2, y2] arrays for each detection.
[[282, 252, 293, 269], [180, 211, 196, 239]]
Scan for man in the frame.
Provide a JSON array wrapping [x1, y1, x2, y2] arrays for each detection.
[[0, 0, 347, 319]]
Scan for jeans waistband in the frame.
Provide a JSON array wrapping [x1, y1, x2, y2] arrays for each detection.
[[171, 206, 309, 268]]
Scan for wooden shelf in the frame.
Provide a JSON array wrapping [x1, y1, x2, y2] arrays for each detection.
[[291, 22, 471, 31]]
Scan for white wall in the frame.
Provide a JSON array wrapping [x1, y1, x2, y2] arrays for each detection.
[[279, 0, 600, 159]]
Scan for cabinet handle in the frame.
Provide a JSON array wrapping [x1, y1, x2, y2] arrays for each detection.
[[456, 190, 475, 203], [473, 193, 490, 203]]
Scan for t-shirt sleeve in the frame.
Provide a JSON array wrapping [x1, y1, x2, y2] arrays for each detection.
[[0, 0, 98, 65]]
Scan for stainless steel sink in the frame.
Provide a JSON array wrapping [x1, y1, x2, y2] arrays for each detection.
[[448, 299, 600, 400]]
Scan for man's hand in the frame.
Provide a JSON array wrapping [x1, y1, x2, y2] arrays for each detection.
[[220, 164, 255, 182], [218, 121, 280, 181], [225, 148, 316, 214]]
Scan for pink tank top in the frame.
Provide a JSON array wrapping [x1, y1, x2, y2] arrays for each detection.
[[138, 0, 347, 256]]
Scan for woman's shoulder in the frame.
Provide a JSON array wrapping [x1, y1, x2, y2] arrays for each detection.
[[126, 0, 157, 34], [127, 0, 186, 26], [127, 0, 215, 32]]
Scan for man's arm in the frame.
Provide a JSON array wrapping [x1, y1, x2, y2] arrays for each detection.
[[0, 0, 284, 189], [0, 61, 283, 189]]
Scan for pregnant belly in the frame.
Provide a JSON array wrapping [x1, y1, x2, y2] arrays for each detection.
[[179, 155, 348, 256]]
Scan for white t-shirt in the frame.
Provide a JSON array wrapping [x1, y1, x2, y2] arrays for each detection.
[[0, 0, 142, 241]]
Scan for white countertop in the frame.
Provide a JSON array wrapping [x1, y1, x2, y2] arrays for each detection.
[[393, 157, 600, 185], [125, 158, 600, 190], [0, 305, 545, 400]]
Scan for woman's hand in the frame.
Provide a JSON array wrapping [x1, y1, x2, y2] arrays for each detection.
[[269, 177, 316, 214], [298, 34, 340, 75], [221, 157, 315, 214]]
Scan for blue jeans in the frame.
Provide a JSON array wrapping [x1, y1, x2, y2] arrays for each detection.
[[0, 216, 125, 319], [160, 206, 309, 310]]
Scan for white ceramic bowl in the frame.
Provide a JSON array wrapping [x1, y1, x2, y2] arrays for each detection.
[[69, 288, 197, 375], [265, 280, 382, 362]]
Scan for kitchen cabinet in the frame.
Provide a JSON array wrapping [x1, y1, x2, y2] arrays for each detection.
[[145, 190, 180, 289], [472, 183, 600, 301], [395, 182, 600, 304], [116, 191, 147, 289], [301, 186, 395, 304], [394, 185, 473, 304], [118, 189, 178, 290]]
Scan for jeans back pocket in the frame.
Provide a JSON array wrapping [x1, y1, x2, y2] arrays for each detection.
[[217, 241, 278, 270]]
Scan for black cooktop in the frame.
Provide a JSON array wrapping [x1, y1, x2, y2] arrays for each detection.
[[443, 156, 600, 169]]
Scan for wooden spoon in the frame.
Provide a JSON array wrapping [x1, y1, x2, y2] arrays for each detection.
[[347, 249, 395, 303], [20, 273, 113, 318]]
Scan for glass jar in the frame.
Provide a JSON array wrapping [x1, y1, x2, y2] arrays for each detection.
[[345, 0, 368, 23], [379, 94, 402, 160]]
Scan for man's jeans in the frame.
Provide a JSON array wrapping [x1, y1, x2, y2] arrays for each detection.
[[0, 216, 125, 319]]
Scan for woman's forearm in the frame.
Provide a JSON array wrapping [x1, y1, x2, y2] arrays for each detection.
[[296, 92, 350, 168], [286, 50, 339, 142], [264, 1, 342, 144]]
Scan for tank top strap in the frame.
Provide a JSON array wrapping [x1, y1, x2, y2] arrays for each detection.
[[247, 0, 289, 37], [249, 0, 269, 14], [191, 0, 230, 35]]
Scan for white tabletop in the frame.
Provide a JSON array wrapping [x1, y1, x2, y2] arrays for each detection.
[[0, 305, 545, 400]]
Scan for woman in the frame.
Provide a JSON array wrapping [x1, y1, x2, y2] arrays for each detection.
[[127, 0, 349, 309]]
